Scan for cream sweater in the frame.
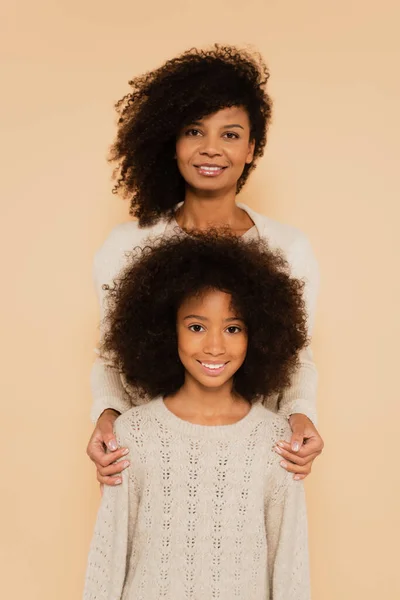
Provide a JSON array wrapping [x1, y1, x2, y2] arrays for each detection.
[[83, 400, 310, 600], [90, 203, 319, 423]]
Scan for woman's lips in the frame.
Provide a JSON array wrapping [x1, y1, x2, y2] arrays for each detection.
[[194, 165, 227, 177], [197, 360, 228, 376]]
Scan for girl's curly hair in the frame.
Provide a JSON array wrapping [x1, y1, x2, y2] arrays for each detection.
[[102, 231, 308, 403], [110, 45, 272, 226]]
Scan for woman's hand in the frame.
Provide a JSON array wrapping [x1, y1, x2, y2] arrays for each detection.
[[275, 413, 324, 480], [86, 409, 130, 486]]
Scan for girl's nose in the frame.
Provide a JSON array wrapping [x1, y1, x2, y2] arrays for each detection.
[[203, 331, 226, 356]]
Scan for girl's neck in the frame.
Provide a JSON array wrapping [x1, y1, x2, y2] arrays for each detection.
[[176, 188, 253, 234], [164, 377, 250, 425]]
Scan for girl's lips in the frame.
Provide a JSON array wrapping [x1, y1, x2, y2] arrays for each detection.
[[195, 165, 227, 177], [197, 360, 228, 376]]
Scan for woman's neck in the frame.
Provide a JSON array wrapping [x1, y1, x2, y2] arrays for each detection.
[[176, 188, 254, 234]]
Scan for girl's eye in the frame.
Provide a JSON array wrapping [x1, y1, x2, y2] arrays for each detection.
[[224, 132, 240, 140], [226, 326, 242, 334], [189, 324, 205, 333]]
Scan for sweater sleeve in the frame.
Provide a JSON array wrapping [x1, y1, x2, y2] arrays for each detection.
[[265, 473, 310, 600], [83, 418, 139, 600], [277, 232, 320, 424], [90, 229, 135, 423]]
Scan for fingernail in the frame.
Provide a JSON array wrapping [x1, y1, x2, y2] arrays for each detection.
[[114, 478, 122, 485], [280, 461, 288, 469], [122, 461, 130, 469], [108, 440, 118, 451], [292, 442, 300, 452], [274, 446, 283, 454], [294, 475, 301, 481], [122, 448, 129, 456], [277, 441, 285, 448]]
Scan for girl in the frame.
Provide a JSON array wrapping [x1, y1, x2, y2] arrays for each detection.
[[87, 45, 323, 486], [84, 232, 310, 600]]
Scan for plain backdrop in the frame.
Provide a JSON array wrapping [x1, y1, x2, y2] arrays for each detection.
[[1, 1, 399, 599]]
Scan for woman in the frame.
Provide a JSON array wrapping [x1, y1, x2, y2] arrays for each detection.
[[87, 44, 324, 486]]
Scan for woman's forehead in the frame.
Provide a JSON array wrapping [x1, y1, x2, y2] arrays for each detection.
[[188, 106, 250, 127]]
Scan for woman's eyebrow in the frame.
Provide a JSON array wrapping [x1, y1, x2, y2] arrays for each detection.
[[222, 124, 244, 130], [187, 122, 244, 130]]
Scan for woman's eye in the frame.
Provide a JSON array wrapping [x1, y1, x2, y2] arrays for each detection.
[[186, 129, 202, 137], [224, 132, 239, 140], [189, 324, 204, 332], [226, 326, 241, 334]]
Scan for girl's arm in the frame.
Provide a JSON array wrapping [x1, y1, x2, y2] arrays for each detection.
[[83, 418, 139, 600], [265, 472, 310, 600]]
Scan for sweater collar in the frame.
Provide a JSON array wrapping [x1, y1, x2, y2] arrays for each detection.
[[161, 202, 267, 239]]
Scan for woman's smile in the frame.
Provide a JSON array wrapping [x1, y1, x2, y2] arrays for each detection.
[[194, 163, 228, 177]]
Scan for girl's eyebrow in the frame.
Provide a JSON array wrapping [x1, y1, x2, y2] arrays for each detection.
[[183, 315, 244, 322], [183, 314, 208, 321]]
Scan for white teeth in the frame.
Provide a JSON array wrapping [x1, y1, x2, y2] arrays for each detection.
[[201, 362, 224, 370], [199, 166, 222, 171]]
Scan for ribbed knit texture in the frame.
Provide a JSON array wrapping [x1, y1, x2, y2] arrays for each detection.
[[83, 400, 310, 600]]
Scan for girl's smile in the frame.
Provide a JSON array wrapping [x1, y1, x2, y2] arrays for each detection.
[[197, 360, 229, 376]]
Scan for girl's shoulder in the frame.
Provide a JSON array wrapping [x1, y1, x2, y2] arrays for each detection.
[[255, 407, 297, 500], [256, 404, 292, 447], [113, 402, 157, 451]]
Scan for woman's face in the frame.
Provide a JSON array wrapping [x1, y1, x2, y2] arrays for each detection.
[[176, 289, 248, 391], [175, 106, 255, 195]]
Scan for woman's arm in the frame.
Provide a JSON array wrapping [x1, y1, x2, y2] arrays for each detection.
[[265, 473, 310, 600], [88, 228, 137, 485], [278, 232, 319, 423], [275, 232, 324, 477], [90, 356, 133, 424], [83, 419, 139, 600]]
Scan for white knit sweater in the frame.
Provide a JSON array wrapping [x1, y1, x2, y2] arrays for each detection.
[[90, 203, 320, 424], [83, 400, 310, 600]]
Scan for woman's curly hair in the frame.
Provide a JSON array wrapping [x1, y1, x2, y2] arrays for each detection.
[[110, 45, 272, 226], [102, 231, 308, 403]]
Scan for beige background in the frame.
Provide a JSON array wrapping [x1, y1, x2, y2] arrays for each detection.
[[1, 1, 399, 598]]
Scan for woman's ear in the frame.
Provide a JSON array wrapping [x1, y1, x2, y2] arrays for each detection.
[[245, 139, 256, 164]]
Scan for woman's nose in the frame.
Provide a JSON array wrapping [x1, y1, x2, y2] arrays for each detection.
[[199, 135, 223, 157]]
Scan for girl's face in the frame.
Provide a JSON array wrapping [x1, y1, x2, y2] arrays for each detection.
[[175, 106, 255, 195], [176, 289, 248, 391]]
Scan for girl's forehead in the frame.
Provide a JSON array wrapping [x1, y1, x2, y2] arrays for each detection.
[[178, 289, 240, 317]]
